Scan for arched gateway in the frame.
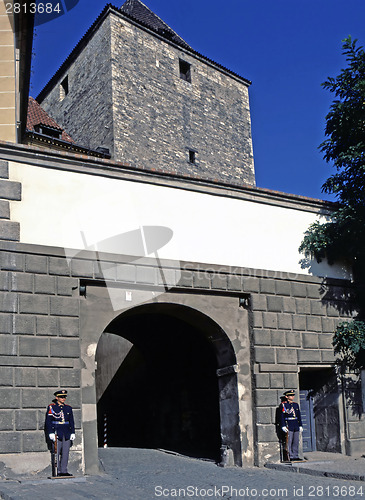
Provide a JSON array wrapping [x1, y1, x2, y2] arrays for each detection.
[[95, 303, 242, 465]]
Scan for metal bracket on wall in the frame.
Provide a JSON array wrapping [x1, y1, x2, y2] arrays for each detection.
[[239, 296, 250, 308]]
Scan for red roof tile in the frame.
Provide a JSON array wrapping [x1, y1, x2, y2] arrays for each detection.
[[27, 97, 75, 143]]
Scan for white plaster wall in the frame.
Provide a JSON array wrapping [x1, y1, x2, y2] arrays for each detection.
[[9, 161, 349, 279]]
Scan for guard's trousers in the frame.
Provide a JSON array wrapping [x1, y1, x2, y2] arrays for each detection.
[[57, 436, 71, 473], [288, 429, 299, 459]]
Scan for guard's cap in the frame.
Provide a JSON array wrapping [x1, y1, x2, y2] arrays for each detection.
[[54, 389, 68, 397], [283, 390, 295, 396]]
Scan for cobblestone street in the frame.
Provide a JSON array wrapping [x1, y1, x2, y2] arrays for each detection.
[[1, 448, 365, 500]]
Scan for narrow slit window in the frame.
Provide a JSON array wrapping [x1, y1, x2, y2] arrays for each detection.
[[60, 75, 69, 101], [179, 59, 191, 83], [189, 150, 196, 164]]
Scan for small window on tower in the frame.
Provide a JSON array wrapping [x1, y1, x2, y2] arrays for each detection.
[[179, 59, 191, 83], [60, 75, 69, 101], [189, 150, 196, 164]]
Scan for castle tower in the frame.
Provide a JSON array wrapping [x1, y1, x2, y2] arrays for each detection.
[[37, 0, 255, 186]]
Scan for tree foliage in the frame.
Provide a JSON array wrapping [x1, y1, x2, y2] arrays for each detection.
[[299, 36, 365, 367]]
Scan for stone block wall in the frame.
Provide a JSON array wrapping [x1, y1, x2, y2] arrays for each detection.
[[248, 272, 363, 464], [39, 15, 114, 155], [0, 249, 82, 474], [0, 237, 363, 473], [0, 160, 20, 242], [110, 12, 255, 185], [39, 7, 255, 186]]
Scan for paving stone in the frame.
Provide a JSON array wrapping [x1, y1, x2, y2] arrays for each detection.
[[275, 280, 291, 296], [13, 314, 35, 334], [0, 252, 24, 271], [270, 331, 286, 347], [109, 262, 134, 283], [285, 331, 301, 347], [15, 410, 38, 430], [242, 277, 260, 293], [60, 368, 81, 387], [211, 273, 228, 290], [57, 276, 78, 296], [0, 388, 21, 408], [253, 329, 271, 346], [292, 315, 306, 331], [71, 259, 94, 278], [192, 271, 210, 289], [250, 294, 267, 311], [227, 275, 242, 291], [259, 279, 276, 294], [0, 410, 14, 430], [252, 312, 263, 328], [0, 366, 13, 386], [302, 333, 319, 348], [0, 312, 12, 333], [0, 179, 21, 200], [22, 431, 47, 452], [0, 291, 17, 312], [295, 298, 310, 314], [22, 389, 49, 408], [0, 334, 17, 355], [0, 220, 20, 241], [255, 346, 276, 364], [266, 296, 283, 312], [255, 407, 272, 424], [255, 373, 270, 389], [49, 257, 71, 276], [34, 275, 56, 294], [318, 333, 334, 349], [291, 281, 309, 298], [0, 160, 9, 179], [322, 317, 336, 333], [0, 432, 21, 453], [19, 294, 49, 315], [269, 373, 284, 388], [15, 367, 37, 387], [255, 389, 279, 406], [177, 269, 193, 287], [262, 312, 278, 329], [307, 283, 322, 299], [297, 349, 321, 363], [276, 348, 297, 364], [36, 316, 59, 336], [50, 337, 80, 358], [38, 368, 59, 387], [256, 424, 277, 442], [282, 297, 296, 313], [25, 255, 48, 274], [19, 337, 49, 357], [50, 296, 79, 316], [306, 316, 322, 332], [277, 314, 292, 330], [59, 317, 79, 337]]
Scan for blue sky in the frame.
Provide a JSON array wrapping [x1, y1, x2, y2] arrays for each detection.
[[30, 0, 365, 201]]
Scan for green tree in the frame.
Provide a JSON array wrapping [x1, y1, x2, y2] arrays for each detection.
[[299, 36, 365, 368]]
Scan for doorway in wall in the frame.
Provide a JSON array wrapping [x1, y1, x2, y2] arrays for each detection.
[[299, 368, 341, 453], [95, 303, 241, 462]]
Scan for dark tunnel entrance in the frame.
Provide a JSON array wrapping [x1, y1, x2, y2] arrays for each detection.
[[95, 305, 222, 461]]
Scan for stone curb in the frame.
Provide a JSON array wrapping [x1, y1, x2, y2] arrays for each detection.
[[265, 463, 365, 482]]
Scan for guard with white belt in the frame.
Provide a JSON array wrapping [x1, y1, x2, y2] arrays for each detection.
[[280, 389, 303, 461], [45, 389, 75, 477]]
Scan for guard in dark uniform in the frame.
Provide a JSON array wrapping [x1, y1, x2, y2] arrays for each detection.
[[279, 389, 303, 461], [45, 389, 75, 476]]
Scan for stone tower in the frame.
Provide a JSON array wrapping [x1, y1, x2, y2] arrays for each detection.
[[37, 0, 255, 186]]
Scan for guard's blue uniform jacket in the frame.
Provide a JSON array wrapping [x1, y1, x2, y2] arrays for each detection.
[[279, 401, 302, 431], [45, 402, 75, 440]]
